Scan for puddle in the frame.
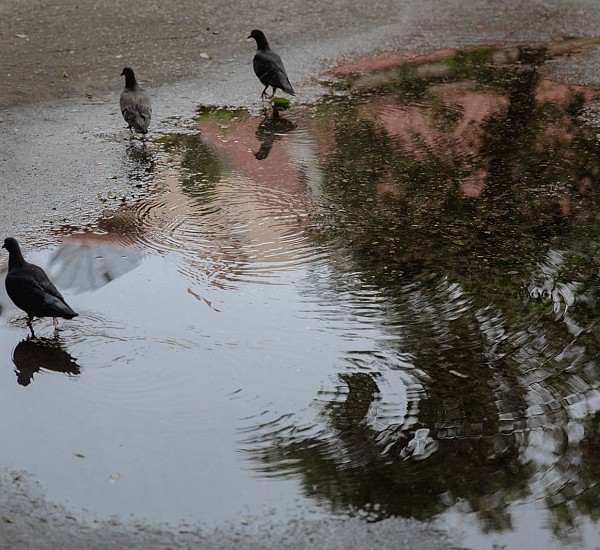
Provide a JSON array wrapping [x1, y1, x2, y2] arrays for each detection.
[[2, 41, 600, 546]]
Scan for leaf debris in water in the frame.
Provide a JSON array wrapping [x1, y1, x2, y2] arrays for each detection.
[[449, 369, 468, 379], [272, 97, 291, 109]]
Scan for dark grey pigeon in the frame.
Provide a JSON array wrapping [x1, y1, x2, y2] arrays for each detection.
[[120, 67, 152, 138], [248, 29, 295, 100], [3, 238, 78, 334]]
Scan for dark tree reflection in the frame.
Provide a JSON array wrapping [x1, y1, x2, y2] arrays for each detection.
[[241, 42, 600, 538]]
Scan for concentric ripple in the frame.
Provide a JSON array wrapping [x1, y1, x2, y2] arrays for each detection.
[[115, 120, 330, 289]]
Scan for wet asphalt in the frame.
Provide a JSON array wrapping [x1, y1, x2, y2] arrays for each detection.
[[1, 0, 600, 548]]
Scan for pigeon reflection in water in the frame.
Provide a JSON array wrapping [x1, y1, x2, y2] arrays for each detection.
[[254, 110, 297, 160], [125, 141, 156, 183], [12, 337, 81, 387]]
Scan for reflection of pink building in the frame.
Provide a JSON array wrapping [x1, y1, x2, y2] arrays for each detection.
[[48, 43, 597, 292], [198, 117, 306, 195], [364, 84, 508, 198], [80, 112, 324, 292], [333, 45, 595, 204]]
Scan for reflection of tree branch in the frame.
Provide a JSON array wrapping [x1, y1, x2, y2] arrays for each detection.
[[483, 47, 546, 200], [243, 369, 445, 520], [242, 365, 529, 523], [328, 372, 379, 429]]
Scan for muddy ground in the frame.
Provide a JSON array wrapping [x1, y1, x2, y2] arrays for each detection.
[[1, 0, 600, 548], [2, 0, 599, 109]]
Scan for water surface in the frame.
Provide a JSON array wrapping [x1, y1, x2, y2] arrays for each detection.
[[2, 42, 600, 547]]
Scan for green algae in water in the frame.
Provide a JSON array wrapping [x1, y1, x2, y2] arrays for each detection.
[[272, 97, 291, 110], [194, 105, 250, 123]]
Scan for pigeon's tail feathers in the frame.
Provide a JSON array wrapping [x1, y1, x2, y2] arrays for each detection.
[[45, 295, 78, 319], [134, 108, 151, 134], [64, 308, 79, 319], [122, 105, 151, 134], [280, 78, 295, 96]]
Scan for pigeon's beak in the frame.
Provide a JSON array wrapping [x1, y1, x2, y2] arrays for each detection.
[[1, 244, 5, 249], [247, 35, 252, 40]]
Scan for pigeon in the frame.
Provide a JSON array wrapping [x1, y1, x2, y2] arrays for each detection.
[[120, 67, 152, 138], [3, 237, 78, 334], [248, 30, 295, 100]]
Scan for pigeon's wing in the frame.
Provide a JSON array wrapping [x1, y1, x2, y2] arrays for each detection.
[[5, 266, 56, 314], [120, 90, 152, 133], [29, 265, 78, 317], [27, 264, 66, 301], [133, 90, 152, 132], [252, 53, 272, 84], [42, 293, 78, 318], [6, 264, 77, 319], [267, 51, 294, 95], [253, 51, 295, 95], [120, 90, 133, 117]]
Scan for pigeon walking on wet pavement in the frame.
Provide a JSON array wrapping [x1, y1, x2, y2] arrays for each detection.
[[248, 29, 295, 100], [3, 237, 78, 335], [120, 67, 152, 139]]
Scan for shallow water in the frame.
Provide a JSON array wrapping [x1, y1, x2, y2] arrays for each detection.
[[2, 43, 600, 547]]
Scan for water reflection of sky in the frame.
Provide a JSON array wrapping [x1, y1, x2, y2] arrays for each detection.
[[1, 41, 600, 547], [0, 247, 410, 524]]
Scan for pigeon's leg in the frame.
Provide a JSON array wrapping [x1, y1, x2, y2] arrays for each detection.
[[261, 86, 270, 100], [53, 317, 59, 330], [268, 87, 276, 100], [26, 317, 35, 337]]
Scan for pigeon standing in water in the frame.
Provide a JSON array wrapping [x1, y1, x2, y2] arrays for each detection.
[[248, 30, 295, 100], [120, 67, 152, 139], [3, 238, 78, 335]]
